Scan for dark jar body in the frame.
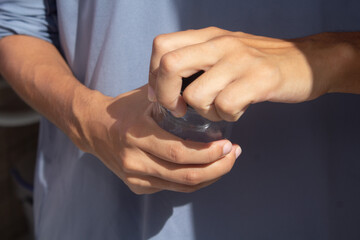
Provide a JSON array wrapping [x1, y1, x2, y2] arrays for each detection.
[[152, 102, 233, 143]]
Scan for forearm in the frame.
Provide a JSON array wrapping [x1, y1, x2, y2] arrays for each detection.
[[295, 32, 360, 95], [148, 29, 360, 121], [0, 35, 102, 150], [329, 32, 360, 94]]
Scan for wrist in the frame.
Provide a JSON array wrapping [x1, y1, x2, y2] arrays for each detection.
[[326, 40, 360, 94], [67, 84, 112, 153], [297, 33, 360, 95]]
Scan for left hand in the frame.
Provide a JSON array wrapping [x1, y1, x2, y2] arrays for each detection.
[[148, 27, 343, 121]]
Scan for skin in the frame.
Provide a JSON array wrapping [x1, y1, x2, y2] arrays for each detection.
[[148, 27, 360, 122], [2, 27, 359, 195], [0, 35, 240, 195]]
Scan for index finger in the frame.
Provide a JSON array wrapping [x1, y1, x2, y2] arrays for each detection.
[[148, 27, 228, 100]]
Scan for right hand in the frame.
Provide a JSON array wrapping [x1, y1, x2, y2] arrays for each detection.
[[75, 85, 241, 194]]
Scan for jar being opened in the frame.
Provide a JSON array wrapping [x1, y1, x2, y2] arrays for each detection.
[[152, 71, 233, 143]]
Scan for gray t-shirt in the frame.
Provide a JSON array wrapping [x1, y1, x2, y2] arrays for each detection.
[[1, 0, 360, 239]]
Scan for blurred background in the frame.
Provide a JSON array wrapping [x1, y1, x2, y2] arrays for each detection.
[[0, 74, 40, 240]]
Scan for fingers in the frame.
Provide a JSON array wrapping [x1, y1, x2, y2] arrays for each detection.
[[128, 106, 234, 164], [213, 77, 255, 121], [147, 145, 240, 185], [181, 57, 247, 121], [148, 28, 288, 122], [124, 174, 220, 194], [154, 42, 223, 116], [118, 100, 241, 194], [213, 59, 282, 121], [156, 38, 252, 121], [121, 145, 241, 194], [151, 34, 252, 118], [148, 27, 229, 102], [149, 29, 284, 122]]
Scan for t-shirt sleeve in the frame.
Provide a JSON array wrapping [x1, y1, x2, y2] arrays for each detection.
[[0, 0, 58, 45]]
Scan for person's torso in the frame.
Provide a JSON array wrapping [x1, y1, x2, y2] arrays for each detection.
[[35, 1, 360, 239]]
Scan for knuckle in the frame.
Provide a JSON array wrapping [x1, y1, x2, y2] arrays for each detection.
[[216, 35, 239, 46], [152, 34, 171, 52], [206, 26, 219, 32], [121, 158, 133, 173], [125, 178, 150, 195], [121, 157, 140, 174], [182, 89, 195, 105], [214, 95, 233, 112], [206, 26, 225, 34], [183, 88, 208, 112], [167, 143, 184, 163], [215, 96, 240, 121], [235, 31, 246, 36], [183, 170, 201, 185], [126, 176, 140, 186], [159, 51, 181, 74], [182, 91, 197, 108]]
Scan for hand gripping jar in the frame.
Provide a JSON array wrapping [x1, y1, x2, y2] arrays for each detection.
[[152, 71, 233, 143]]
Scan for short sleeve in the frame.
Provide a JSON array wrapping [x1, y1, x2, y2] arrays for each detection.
[[0, 0, 58, 46]]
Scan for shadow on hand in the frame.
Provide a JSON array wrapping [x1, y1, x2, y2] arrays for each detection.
[[106, 86, 198, 238]]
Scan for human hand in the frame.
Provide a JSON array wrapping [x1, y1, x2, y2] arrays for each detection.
[[75, 85, 241, 194], [148, 27, 347, 121]]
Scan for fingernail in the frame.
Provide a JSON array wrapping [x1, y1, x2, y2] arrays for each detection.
[[222, 142, 232, 156], [235, 146, 242, 159], [170, 110, 182, 118], [170, 100, 186, 118], [148, 85, 156, 102]]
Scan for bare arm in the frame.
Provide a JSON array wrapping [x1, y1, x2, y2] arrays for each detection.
[[311, 32, 360, 94], [0, 35, 97, 149], [148, 29, 360, 121], [0, 35, 240, 194]]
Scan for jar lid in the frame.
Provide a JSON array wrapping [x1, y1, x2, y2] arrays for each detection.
[[181, 70, 204, 94]]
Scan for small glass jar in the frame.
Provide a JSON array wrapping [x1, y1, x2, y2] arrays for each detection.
[[152, 102, 232, 142], [152, 71, 233, 142]]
